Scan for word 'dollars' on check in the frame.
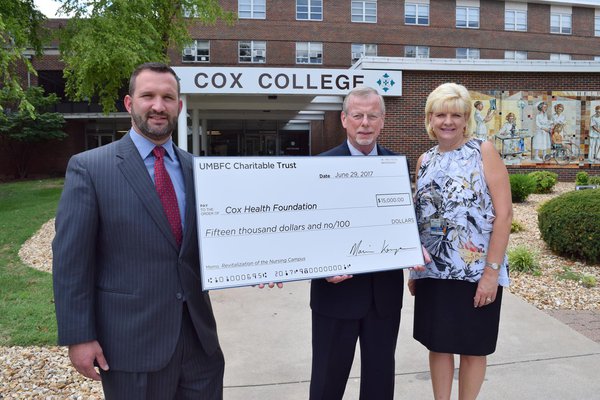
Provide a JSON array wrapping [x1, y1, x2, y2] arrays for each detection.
[[193, 156, 423, 290]]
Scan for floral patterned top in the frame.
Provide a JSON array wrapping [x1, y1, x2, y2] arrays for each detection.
[[410, 139, 509, 286]]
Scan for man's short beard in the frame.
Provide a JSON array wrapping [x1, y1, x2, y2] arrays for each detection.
[[131, 108, 177, 141]]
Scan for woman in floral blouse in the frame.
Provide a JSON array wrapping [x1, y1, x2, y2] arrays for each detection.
[[409, 83, 512, 400]]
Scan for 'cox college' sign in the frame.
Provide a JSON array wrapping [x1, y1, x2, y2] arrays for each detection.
[[173, 67, 402, 96]]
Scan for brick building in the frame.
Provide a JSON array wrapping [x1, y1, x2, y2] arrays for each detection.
[[3, 0, 600, 179]]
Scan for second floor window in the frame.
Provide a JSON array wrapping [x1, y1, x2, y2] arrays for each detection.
[[456, 6, 479, 29], [405, 45, 429, 58], [351, 43, 377, 63], [551, 13, 571, 34], [238, 0, 266, 19], [405, 3, 429, 25], [505, 10, 527, 31], [239, 41, 266, 63], [182, 40, 210, 63], [595, 16, 600, 36], [297, 0, 323, 21], [351, 1, 377, 23], [505, 50, 527, 60], [296, 42, 323, 64], [456, 48, 480, 59]]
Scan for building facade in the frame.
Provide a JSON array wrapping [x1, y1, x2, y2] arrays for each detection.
[[3, 0, 600, 179]]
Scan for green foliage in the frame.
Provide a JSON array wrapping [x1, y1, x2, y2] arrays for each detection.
[[509, 174, 537, 203], [581, 275, 597, 288], [508, 246, 540, 274], [589, 176, 600, 186], [556, 267, 597, 288], [0, 0, 48, 115], [575, 171, 589, 186], [58, 0, 235, 113], [538, 189, 600, 264], [0, 87, 66, 178], [511, 219, 525, 233], [0, 179, 63, 345], [527, 171, 558, 194], [555, 266, 582, 281]]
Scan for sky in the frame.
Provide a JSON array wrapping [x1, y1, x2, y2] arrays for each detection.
[[34, 0, 63, 18]]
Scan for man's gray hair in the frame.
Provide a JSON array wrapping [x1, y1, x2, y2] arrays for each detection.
[[342, 86, 385, 115]]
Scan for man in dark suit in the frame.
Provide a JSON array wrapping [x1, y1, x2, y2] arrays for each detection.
[[52, 63, 224, 399], [310, 86, 404, 400]]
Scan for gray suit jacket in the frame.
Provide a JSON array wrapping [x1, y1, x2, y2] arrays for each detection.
[[52, 133, 220, 372]]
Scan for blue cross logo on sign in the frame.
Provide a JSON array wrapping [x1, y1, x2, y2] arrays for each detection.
[[376, 73, 396, 93]]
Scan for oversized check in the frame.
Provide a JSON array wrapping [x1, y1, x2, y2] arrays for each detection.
[[194, 156, 423, 290]]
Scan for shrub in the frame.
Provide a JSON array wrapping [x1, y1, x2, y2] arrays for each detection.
[[538, 189, 600, 264], [528, 171, 558, 194], [508, 246, 540, 274], [589, 176, 600, 186], [511, 220, 525, 233], [509, 174, 536, 203], [575, 171, 588, 186]]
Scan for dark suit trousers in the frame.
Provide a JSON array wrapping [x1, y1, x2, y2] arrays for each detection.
[[309, 306, 401, 400], [100, 304, 224, 400]]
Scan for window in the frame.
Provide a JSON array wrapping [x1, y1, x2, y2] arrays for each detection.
[[405, 2, 429, 25], [505, 50, 527, 60], [505, 10, 527, 31], [595, 16, 600, 36], [456, 48, 480, 59], [595, 56, 600, 62], [352, 1, 377, 23], [405, 45, 430, 58], [296, 42, 323, 64], [351, 43, 377, 63], [551, 13, 571, 34], [456, 6, 479, 29], [550, 53, 571, 61], [239, 41, 266, 63], [297, 0, 322, 21], [238, 0, 266, 19], [182, 40, 210, 63]]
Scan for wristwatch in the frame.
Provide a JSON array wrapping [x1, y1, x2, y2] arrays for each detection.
[[485, 262, 500, 270]]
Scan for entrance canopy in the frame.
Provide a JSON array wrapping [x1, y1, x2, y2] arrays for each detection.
[[172, 66, 403, 153]]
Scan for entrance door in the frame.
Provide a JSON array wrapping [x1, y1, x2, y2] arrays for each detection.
[[244, 133, 277, 156]]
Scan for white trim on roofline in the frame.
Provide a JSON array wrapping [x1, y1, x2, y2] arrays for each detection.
[[353, 57, 600, 73]]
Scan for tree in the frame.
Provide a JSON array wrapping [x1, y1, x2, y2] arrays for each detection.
[[0, 86, 66, 178], [58, 0, 234, 113], [0, 0, 48, 115]]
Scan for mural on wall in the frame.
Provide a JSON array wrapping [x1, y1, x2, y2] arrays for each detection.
[[469, 91, 600, 166]]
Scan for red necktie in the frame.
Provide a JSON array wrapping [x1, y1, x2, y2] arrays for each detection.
[[152, 146, 183, 246]]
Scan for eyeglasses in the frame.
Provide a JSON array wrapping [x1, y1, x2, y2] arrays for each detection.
[[348, 113, 382, 122]]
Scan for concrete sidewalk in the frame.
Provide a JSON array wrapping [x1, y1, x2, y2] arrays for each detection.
[[211, 279, 600, 400]]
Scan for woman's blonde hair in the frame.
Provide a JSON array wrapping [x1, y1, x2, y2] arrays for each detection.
[[424, 83, 473, 140]]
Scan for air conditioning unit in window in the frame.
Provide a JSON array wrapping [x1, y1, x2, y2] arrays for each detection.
[[253, 50, 265, 57], [352, 52, 363, 60], [183, 48, 194, 56]]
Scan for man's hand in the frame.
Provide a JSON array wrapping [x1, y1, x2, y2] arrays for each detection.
[[257, 282, 284, 289], [325, 275, 353, 284], [68, 340, 109, 381]]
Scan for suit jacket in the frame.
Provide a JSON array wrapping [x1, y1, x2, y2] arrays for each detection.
[[310, 142, 405, 319], [52, 133, 220, 372]]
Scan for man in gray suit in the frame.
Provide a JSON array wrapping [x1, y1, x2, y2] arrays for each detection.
[[53, 62, 224, 399]]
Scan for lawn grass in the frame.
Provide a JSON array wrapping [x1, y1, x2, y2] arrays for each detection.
[[0, 178, 63, 346]]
